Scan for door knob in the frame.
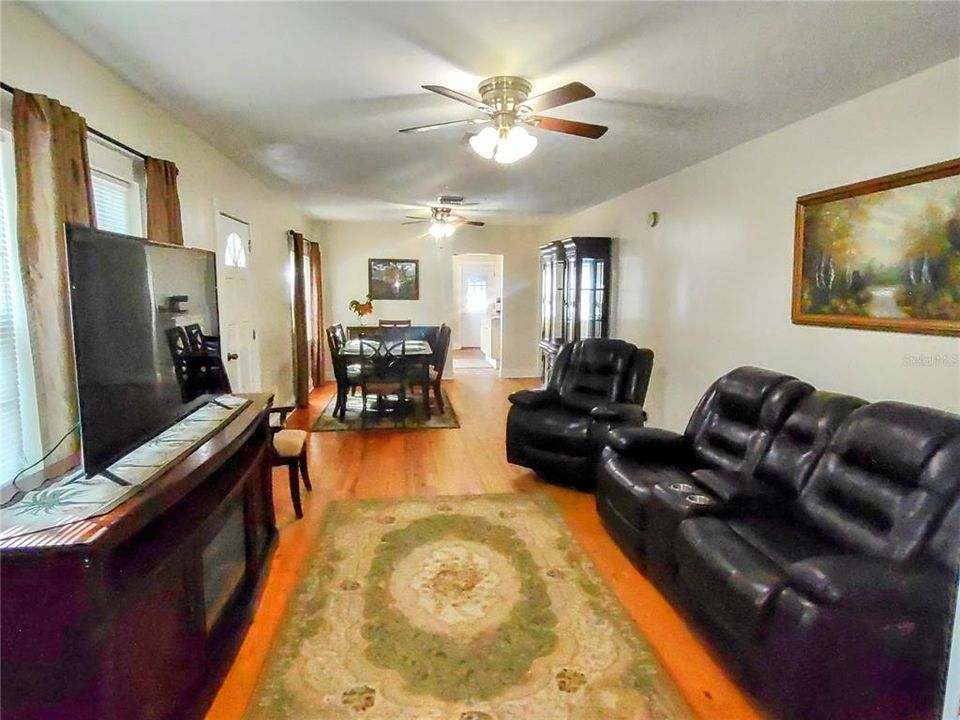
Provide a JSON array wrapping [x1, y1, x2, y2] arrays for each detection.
[[226, 352, 239, 361]]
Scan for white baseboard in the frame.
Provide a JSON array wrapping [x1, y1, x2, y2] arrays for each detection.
[[499, 366, 540, 379]]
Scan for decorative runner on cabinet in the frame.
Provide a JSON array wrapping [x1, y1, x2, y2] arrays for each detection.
[[311, 390, 459, 432], [0, 395, 250, 540], [246, 494, 693, 720]]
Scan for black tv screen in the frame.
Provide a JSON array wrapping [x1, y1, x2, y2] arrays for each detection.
[[66, 225, 220, 476]]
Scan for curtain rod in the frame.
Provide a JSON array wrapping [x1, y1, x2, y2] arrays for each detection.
[[1, 80, 149, 161]]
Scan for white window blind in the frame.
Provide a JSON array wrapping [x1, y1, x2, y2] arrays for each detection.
[[0, 142, 22, 485], [0, 131, 40, 496], [92, 170, 132, 235]]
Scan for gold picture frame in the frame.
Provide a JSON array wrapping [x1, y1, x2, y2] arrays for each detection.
[[792, 158, 960, 336]]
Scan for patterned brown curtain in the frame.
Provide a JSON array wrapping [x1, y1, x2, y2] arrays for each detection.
[[290, 231, 309, 408], [13, 90, 96, 464], [145, 157, 183, 245], [308, 240, 325, 387]]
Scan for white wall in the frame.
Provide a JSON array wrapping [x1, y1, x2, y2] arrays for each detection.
[[1, 3, 309, 402], [544, 59, 960, 431], [314, 220, 541, 377]]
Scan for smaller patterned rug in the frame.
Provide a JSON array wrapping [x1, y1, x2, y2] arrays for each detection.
[[246, 494, 694, 719], [312, 389, 460, 432]]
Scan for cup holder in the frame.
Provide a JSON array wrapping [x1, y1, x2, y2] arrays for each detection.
[[686, 494, 714, 506], [669, 482, 697, 493]]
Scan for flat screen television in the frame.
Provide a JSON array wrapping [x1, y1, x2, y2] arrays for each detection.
[[65, 224, 221, 476]]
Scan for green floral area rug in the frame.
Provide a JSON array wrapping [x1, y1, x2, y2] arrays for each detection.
[[311, 390, 459, 432], [246, 494, 694, 720]]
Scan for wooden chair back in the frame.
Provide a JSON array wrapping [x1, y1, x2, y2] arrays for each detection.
[[433, 324, 452, 379]]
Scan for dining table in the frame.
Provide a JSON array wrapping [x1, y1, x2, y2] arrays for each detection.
[[338, 338, 435, 418], [339, 338, 434, 358]]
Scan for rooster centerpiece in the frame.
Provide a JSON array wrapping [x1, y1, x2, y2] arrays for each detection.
[[348, 294, 374, 324]]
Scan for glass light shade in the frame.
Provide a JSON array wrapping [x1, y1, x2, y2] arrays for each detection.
[[468, 127, 498, 159], [429, 221, 456, 239], [494, 126, 537, 164]]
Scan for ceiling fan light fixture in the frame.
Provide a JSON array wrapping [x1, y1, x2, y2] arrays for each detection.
[[494, 125, 537, 164], [429, 221, 456, 239], [468, 126, 498, 159]]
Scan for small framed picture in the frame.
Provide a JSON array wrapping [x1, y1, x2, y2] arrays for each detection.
[[368, 258, 419, 300]]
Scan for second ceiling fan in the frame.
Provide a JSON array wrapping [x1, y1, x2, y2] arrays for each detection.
[[403, 203, 485, 239], [400, 76, 608, 164]]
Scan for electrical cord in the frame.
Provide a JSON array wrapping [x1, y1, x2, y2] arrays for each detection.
[[6, 421, 81, 492]]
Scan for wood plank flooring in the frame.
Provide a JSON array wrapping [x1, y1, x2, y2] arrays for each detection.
[[204, 373, 764, 720]]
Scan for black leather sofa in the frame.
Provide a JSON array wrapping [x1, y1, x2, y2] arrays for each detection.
[[506, 339, 654, 489], [596, 366, 960, 720]]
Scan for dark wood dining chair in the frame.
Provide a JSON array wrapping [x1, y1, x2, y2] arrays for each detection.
[[326, 325, 360, 421], [378, 319, 412, 327], [269, 405, 311, 519], [331, 322, 347, 348], [357, 338, 410, 419], [184, 323, 231, 393], [184, 323, 222, 356], [429, 324, 452, 412]]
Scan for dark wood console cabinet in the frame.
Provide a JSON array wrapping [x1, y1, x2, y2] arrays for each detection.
[[0, 394, 277, 720]]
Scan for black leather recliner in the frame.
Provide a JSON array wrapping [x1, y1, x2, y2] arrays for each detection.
[[506, 339, 654, 489], [595, 367, 819, 566]]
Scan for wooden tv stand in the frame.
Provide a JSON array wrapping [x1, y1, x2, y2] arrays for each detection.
[[0, 394, 277, 720]]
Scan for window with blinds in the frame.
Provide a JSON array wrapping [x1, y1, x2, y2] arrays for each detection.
[[91, 169, 133, 235]]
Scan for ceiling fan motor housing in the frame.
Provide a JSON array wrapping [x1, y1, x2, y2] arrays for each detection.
[[479, 76, 532, 129]]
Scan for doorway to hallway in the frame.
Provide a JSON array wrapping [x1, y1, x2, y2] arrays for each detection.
[[451, 253, 503, 375]]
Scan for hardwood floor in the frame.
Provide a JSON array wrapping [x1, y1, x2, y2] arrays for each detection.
[[204, 373, 764, 720]]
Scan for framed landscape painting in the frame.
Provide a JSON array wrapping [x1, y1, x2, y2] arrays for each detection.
[[368, 258, 419, 300], [792, 158, 960, 336]]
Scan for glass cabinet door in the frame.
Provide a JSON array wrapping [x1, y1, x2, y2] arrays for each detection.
[[540, 257, 553, 343], [579, 259, 595, 338], [564, 259, 578, 340], [594, 259, 606, 337], [551, 259, 565, 343]]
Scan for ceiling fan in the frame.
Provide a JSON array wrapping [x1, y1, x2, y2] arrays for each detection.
[[399, 76, 608, 164], [403, 200, 485, 239]]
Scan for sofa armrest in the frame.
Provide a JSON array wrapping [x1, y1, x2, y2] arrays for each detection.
[[606, 426, 688, 462], [590, 402, 647, 423], [690, 469, 779, 505], [786, 555, 952, 614], [508, 388, 559, 408]]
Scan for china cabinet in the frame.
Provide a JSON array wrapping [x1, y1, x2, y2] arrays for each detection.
[[538, 237, 612, 383]]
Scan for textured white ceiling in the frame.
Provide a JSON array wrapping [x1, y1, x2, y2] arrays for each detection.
[[30, 1, 960, 224]]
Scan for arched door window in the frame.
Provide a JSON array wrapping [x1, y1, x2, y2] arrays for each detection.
[[224, 231, 247, 268]]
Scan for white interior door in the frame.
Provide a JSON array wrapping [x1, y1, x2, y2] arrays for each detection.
[[216, 213, 259, 392]]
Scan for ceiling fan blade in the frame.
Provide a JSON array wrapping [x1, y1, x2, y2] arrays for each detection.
[[522, 82, 595, 113], [422, 85, 492, 113], [452, 216, 486, 227], [529, 116, 608, 139], [399, 118, 488, 134], [402, 218, 429, 224]]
